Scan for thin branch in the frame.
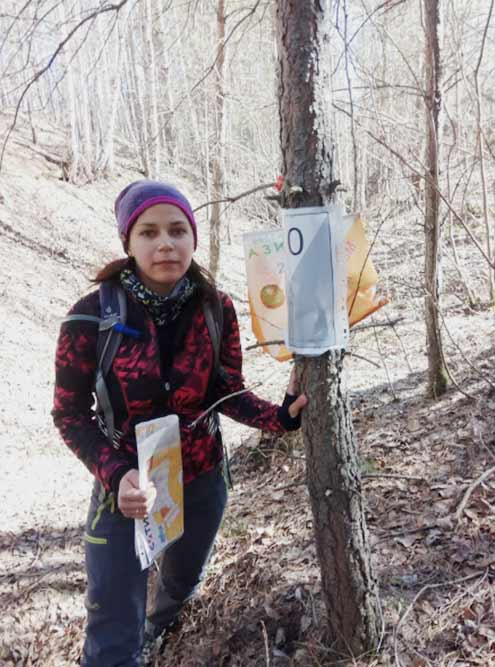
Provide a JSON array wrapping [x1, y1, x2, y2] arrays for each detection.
[[245, 339, 285, 350], [387, 313, 414, 374], [0, 0, 131, 172], [471, 415, 495, 464], [0, 0, 34, 55], [244, 339, 381, 369], [260, 620, 271, 667], [393, 572, 488, 667], [333, 102, 495, 269], [332, 0, 407, 76], [372, 315, 397, 399], [436, 304, 495, 392], [351, 316, 404, 332], [145, 0, 264, 151], [455, 466, 495, 524], [347, 352, 381, 368], [473, 0, 495, 79], [187, 382, 262, 430], [193, 181, 276, 213], [362, 473, 425, 481], [189, 0, 262, 97]]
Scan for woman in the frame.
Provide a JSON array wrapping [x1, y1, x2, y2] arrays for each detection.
[[53, 179, 307, 666]]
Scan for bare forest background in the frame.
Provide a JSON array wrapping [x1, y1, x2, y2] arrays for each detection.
[[1, 0, 495, 666], [2, 0, 494, 309]]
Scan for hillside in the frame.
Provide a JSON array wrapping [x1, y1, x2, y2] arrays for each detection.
[[1, 117, 494, 667]]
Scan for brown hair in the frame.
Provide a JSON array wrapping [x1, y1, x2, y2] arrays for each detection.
[[92, 257, 218, 303]]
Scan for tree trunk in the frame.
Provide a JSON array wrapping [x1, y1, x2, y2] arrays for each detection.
[[276, 2, 380, 657], [209, 0, 226, 279], [423, 0, 448, 398], [74, 0, 93, 181], [473, 0, 495, 303], [342, 0, 358, 210], [57, 1, 80, 182], [144, 0, 160, 177], [128, 12, 150, 177]]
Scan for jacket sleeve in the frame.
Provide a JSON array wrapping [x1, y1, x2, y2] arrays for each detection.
[[212, 294, 300, 432], [52, 292, 134, 492]]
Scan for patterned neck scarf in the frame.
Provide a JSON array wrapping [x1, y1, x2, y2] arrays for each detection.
[[120, 268, 196, 327]]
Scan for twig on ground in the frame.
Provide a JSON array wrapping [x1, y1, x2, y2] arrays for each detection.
[[436, 296, 495, 393], [430, 295, 477, 401], [273, 472, 426, 492], [309, 589, 319, 626], [434, 571, 489, 627], [393, 571, 487, 667], [17, 564, 67, 601], [273, 480, 306, 492], [378, 523, 442, 541], [471, 415, 495, 463], [253, 447, 306, 461], [361, 473, 425, 481], [260, 620, 271, 667], [455, 465, 495, 523]]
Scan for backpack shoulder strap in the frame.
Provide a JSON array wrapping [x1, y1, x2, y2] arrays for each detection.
[[202, 292, 233, 489], [97, 282, 127, 377], [202, 291, 223, 393], [94, 282, 127, 447], [60, 284, 139, 448]]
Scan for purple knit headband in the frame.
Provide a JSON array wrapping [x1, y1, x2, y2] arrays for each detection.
[[114, 180, 197, 248]]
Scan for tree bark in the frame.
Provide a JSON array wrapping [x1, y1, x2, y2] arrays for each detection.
[[276, 2, 380, 657], [472, 0, 495, 303], [144, 0, 160, 177], [129, 13, 150, 177], [57, 0, 80, 182], [423, 0, 448, 398], [209, 0, 226, 279]]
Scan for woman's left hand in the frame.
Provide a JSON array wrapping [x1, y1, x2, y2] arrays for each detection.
[[288, 394, 308, 418], [287, 367, 308, 418]]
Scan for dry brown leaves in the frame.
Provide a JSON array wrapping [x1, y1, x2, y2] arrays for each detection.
[[160, 373, 495, 666]]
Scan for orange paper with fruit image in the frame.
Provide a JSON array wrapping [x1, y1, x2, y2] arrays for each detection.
[[243, 230, 291, 362], [244, 214, 387, 361], [345, 214, 388, 326]]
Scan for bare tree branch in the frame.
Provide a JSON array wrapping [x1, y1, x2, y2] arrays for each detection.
[[0, 0, 131, 172], [193, 181, 277, 213], [333, 102, 495, 269]]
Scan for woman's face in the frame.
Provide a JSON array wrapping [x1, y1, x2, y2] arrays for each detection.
[[127, 203, 195, 296]]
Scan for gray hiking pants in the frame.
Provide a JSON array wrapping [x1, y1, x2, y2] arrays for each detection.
[[80, 465, 227, 667]]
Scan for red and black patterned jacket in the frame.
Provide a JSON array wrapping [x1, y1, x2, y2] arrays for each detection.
[[53, 286, 298, 493]]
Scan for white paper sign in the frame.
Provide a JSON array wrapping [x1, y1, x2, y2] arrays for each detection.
[[281, 205, 349, 355]]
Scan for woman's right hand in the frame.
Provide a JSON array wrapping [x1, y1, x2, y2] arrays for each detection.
[[117, 469, 156, 519]]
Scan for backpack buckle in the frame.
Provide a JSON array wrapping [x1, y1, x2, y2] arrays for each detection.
[[99, 315, 120, 332]]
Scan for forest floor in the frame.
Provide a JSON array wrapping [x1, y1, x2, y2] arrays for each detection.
[[0, 115, 494, 667]]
